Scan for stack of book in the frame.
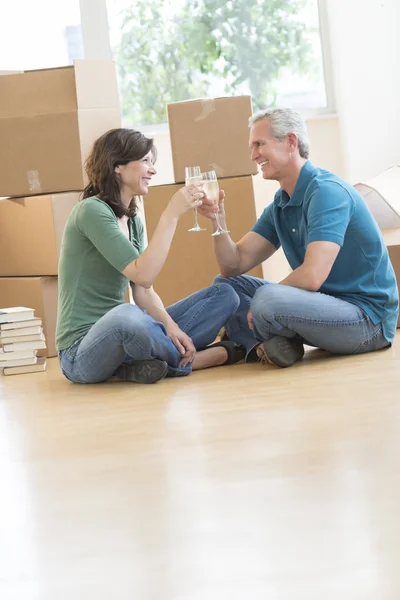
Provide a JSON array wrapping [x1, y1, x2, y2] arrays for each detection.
[[0, 307, 47, 376]]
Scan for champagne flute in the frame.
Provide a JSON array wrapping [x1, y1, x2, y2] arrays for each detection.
[[185, 166, 206, 232], [201, 170, 230, 236]]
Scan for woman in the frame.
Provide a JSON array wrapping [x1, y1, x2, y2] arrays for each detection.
[[56, 128, 244, 384]]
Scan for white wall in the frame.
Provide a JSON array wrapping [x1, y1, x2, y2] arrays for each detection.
[[325, 0, 400, 183]]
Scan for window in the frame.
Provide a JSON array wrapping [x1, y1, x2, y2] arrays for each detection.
[[106, 0, 329, 128], [0, 0, 82, 72]]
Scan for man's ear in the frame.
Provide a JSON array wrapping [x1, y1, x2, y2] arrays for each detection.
[[287, 132, 298, 151]]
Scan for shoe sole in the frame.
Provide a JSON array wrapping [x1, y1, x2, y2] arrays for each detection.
[[259, 337, 304, 368], [115, 359, 168, 384]]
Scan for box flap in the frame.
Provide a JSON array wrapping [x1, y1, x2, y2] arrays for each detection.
[[382, 228, 400, 247], [0, 66, 78, 117], [355, 166, 400, 229], [168, 95, 251, 104], [0, 61, 120, 118]]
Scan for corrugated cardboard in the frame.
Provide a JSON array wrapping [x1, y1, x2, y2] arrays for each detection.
[[388, 245, 400, 328], [382, 229, 400, 328], [144, 175, 262, 306], [0, 277, 58, 356], [0, 192, 79, 276], [355, 166, 400, 229], [0, 60, 121, 197], [167, 96, 257, 183]]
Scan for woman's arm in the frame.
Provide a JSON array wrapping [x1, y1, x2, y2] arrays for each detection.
[[132, 284, 196, 366], [123, 185, 206, 288]]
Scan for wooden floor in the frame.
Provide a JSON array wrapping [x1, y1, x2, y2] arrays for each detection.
[[1, 335, 400, 600]]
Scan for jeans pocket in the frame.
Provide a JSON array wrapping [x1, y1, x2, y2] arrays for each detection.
[[353, 326, 389, 355]]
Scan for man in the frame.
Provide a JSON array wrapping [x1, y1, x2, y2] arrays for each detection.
[[199, 108, 399, 368]]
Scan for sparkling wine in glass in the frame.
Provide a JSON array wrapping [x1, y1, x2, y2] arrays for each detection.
[[185, 166, 205, 232], [201, 170, 229, 236]]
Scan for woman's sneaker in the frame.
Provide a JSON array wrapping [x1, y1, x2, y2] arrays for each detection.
[[115, 359, 168, 383], [256, 336, 304, 368]]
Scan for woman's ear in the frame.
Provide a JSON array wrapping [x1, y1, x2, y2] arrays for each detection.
[[114, 164, 121, 175]]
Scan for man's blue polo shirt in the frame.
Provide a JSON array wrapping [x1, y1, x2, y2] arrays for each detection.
[[252, 161, 399, 343]]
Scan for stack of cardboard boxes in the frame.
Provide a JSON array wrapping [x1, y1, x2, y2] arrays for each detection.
[[0, 60, 121, 356], [145, 96, 262, 306]]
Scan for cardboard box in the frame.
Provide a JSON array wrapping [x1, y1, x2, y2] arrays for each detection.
[[382, 229, 400, 328], [0, 192, 79, 276], [144, 175, 262, 306], [388, 246, 400, 328], [167, 96, 258, 183], [0, 60, 121, 197], [355, 166, 400, 229], [0, 277, 58, 357]]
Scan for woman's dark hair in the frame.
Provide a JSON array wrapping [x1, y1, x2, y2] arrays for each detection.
[[82, 128, 156, 218]]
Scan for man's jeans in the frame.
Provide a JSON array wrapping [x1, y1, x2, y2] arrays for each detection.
[[59, 283, 240, 383], [214, 275, 390, 359]]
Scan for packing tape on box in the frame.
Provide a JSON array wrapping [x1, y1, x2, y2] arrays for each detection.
[[27, 170, 42, 194], [194, 99, 216, 122]]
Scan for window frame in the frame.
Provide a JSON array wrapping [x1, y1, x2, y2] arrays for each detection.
[[79, 0, 335, 133]]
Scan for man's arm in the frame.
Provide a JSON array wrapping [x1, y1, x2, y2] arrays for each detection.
[[279, 240, 341, 291], [198, 190, 278, 277], [247, 239, 341, 331], [132, 284, 195, 366], [213, 230, 277, 277], [280, 182, 353, 291]]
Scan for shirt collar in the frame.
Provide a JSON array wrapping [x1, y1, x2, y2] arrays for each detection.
[[275, 161, 317, 208]]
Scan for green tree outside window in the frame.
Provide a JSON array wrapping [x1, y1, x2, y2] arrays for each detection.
[[114, 0, 321, 126]]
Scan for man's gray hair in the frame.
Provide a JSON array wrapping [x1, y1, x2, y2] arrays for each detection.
[[249, 108, 310, 159]]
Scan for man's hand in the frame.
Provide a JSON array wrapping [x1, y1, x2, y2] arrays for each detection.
[[247, 310, 254, 330], [197, 189, 225, 221], [166, 323, 196, 367]]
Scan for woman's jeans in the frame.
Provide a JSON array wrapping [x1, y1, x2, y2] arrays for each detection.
[[59, 283, 240, 383], [214, 275, 390, 360]]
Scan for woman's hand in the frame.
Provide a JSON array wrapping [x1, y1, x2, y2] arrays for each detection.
[[166, 323, 196, 367], [164, 184, 205, 220]]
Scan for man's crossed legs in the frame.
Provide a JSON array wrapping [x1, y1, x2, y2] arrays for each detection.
[[215, 275, 390, 368]]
